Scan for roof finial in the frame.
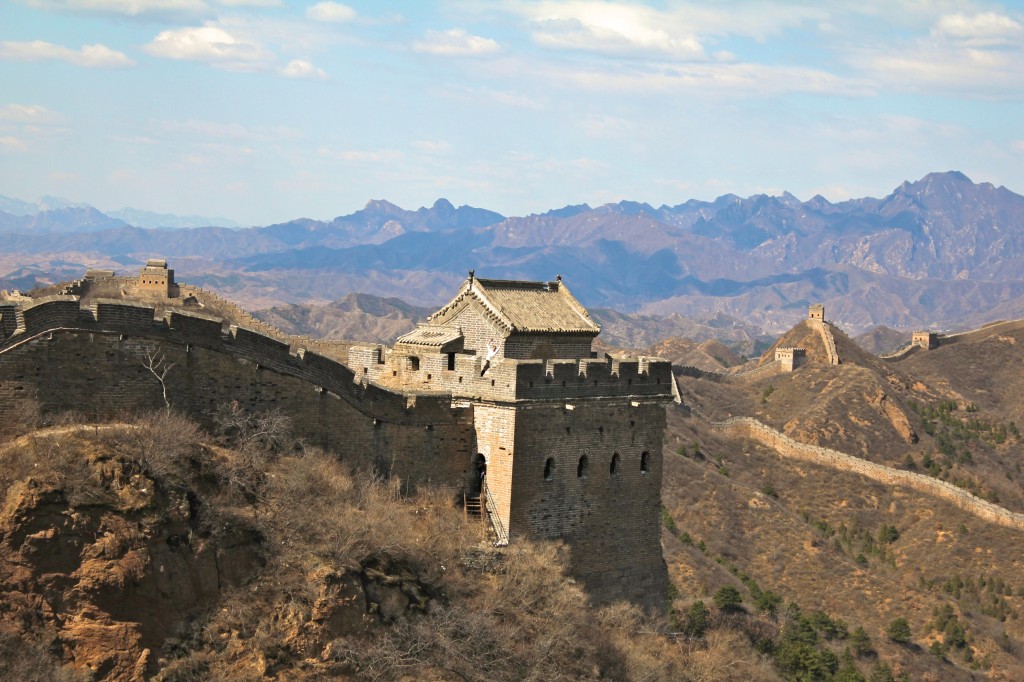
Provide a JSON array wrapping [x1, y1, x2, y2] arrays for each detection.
[[468, 269, 475, 287], [556, 274, 562, 282]]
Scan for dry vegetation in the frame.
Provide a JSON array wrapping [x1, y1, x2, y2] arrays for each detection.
[[0, 411, 779, 681], [663, 317, 1024, 680]]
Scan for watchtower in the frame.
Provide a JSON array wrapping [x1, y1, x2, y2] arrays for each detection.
[[349, 273, 674, 609], [774, 347, 806, 371], [808, 304, 825, 321], [137, 259, 176, 298], [912, 331, 938, 350]]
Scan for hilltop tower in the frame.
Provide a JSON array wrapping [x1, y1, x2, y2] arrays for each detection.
[[350, 274, 674, 609], [137, 259, 176, 298], [912, 331, 938, 350]]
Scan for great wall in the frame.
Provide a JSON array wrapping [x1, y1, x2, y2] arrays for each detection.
[[0, 267, 675, 611], [5, 263, 1024, 616], [709, 416, 1024, 531]]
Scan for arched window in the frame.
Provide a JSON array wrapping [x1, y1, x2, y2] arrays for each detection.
[[610, 452, 620, 476], [577, 455, 589, 478], [640, 451, 650, 474], [544, 457, 555, 481]]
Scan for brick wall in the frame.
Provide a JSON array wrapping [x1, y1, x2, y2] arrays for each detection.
[[509, 401, 668, 610], [0, 308, 472, 490]]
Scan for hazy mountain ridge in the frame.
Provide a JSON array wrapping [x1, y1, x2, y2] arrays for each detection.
[[0, 193, 242, 230], [3, 171, 1024, 334]]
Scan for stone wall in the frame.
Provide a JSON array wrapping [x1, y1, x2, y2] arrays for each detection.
[[712, 417, 1024, 531], [879, 344, 921, 363], [351, 343, 674, 405], [809, 318, 840, 365], [510, 401, 669, 610], [0, 300, 473, 489], [675, 359, 785, 384], [178, 285, 353, 363]]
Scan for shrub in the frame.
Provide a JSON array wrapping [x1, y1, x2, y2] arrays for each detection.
[[684, 600, 711, 637], [885, 617, 912, 644], [849, 626, 875, 658], [713, 585, 743, 612]]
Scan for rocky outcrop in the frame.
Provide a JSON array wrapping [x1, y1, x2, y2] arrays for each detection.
[[0, 436, 262, 680]]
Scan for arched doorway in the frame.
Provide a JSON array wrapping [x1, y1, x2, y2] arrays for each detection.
[[470, 452, 487, 495]]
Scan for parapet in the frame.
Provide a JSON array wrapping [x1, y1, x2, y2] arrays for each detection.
[[91, 298, 159, 328], [18, 296, 82, 335]]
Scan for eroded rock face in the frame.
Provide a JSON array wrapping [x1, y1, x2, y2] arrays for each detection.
[[0, 453, 263, 680], [868, 389, 919, 445]]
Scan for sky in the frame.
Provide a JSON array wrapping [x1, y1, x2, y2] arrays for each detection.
[[1, 0, 1022, 225]]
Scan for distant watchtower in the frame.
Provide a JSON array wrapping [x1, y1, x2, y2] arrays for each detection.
[[774, 347, 806, 371], [137, 259, 176, 298], [912, 331, 938, 350], [808, 304, 825, 322]]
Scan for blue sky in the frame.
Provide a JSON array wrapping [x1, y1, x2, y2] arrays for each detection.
[[1, 0, 1022, 225]]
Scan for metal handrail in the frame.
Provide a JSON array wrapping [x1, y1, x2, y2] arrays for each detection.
[[481, 479, 509, 546]]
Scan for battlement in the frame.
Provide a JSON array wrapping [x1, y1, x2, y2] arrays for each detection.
[[0, 298, 460, 424]]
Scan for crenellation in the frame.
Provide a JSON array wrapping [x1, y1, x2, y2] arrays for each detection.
[[92, 298, 159, 328], [18, 296, 82, 335], [165, 309, 225, 343], [229, 326, 293, 364]]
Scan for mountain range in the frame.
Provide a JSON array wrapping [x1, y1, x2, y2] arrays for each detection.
[[3, 171, 1023, 335]]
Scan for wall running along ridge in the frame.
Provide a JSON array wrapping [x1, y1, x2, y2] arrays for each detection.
[[712, 417, 1024, 531], [0, 297, 472, 488], [808, 318, 840, 365]]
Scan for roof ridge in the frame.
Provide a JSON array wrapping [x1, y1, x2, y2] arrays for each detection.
[[467, 279, 514, 331]]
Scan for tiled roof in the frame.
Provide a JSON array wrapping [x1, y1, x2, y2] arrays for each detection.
[[395, 325, 464, 348], [430, 275, 600, 335]]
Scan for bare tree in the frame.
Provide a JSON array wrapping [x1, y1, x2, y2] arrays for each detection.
[[142, 349, 175, 412]]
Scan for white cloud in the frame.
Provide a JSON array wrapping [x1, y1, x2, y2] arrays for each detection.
[[501, 1, 826, 58], [412, 140, 451, 153], [23, 0, 207, 16], [306, 1, 355, 23], [0, 136, 28, 151], [581, 114, 632, 138], [281, 58, 327, 79], [216, 0, 280, 7], [144, 24, 274, 71], [0, 104, 62, 123], [529, 3, 704, 59], [852, 42, 1024, 96], [318, 147, 404, 163], [1011, 140, 1024, 154], [413, 28, 500, 56], [933, 12, 1023, 46], [544, 60, 871, 97], [156, 118, 301, 141], [0, 40, 134, 67]]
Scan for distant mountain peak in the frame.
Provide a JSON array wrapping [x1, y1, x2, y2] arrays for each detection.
[[363, 199, 402, 212]]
